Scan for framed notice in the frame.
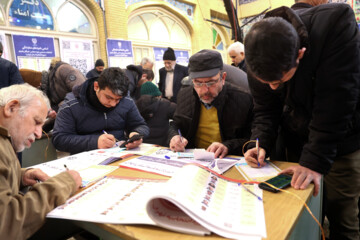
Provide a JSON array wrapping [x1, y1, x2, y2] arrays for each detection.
[[12, 34, 55, 71], [106, 39, 134, 68], [59, 38, 94, 76]]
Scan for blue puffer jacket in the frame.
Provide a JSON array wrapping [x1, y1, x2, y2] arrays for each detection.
[[52, 78, 149, 154]]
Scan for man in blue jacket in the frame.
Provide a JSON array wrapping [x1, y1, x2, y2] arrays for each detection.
[[52, 67, 149, 155], [244, 4, 360, 239], [0, 42, 23, 89]]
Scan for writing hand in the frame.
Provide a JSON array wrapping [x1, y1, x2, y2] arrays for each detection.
[[170, 135, 188, 152], [22, 168, 50, 186], [98, 134, 116, 149], [66, 170, 82, 189], [207, 142, 228, 158], [244, 147, 266, 168], [280, 165, 322, 196]]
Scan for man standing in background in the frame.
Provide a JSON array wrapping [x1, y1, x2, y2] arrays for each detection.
[[227, 41, 247, 73], [86, 58, 105, 79], [0, 42, 23, 89], [158, 47, 188, 103]]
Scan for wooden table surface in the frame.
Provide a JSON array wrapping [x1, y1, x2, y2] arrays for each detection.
[[79, 158, 317, 240]]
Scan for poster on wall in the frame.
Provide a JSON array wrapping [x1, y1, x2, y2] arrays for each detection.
[[59, 38, 94, 76], [12, 34, 55, 71], [153, 47, 189, 84], [0, 31, 10, 60], [106, 39, 134, 69]]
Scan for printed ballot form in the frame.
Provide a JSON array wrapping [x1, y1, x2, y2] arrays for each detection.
[[47, 164, 266, 240]]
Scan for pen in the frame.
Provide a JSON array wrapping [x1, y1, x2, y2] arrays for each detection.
[[178, 129, 183, 143], [103, 130, 120, 142], [256, 138, 260, 167], [239, 183, 263, 201], [64, 164, 69, 171]]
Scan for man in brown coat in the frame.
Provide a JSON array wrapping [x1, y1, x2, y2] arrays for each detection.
[[0, 84, 82, 239]]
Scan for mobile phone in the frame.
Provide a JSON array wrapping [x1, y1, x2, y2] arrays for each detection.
[[119, 134, 143, 148], [258, 174, 292, 193]]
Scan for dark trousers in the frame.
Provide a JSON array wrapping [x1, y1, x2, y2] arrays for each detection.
[[28, 218, 82, 240], [324, 149, 360, 240]]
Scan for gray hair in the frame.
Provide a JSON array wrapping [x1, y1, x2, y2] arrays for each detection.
[[0, 84, 50, 116], [140, 57, 154, 66], [227, 41, 245, 54]]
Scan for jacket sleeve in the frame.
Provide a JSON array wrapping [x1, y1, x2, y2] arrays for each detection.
[[9, 63, 24, 85], [52, 103, 99, 154], [248, 74, 284, 154], [125, 100, 150, 137], [299, 6, 360, 174], [0, 167, 77, 239]]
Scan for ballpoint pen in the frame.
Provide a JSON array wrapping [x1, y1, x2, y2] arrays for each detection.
[[102, 130, 120, 142], [178, 129, 183, 143], [64, 164, 69, 171], [239, 183, 263, 201], [256, 138, 260, 167]]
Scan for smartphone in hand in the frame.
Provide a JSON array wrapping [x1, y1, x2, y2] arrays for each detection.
[[119, 134, 143, 148]]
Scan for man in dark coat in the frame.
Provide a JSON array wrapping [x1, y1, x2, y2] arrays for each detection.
[[158, 47, 188, 103], [243, 4, 360, 239], [0, 42, 23, 89], [52, 67, 149, 155], [169, 49, 253, 158], [86, 59, 105, 79], [136, 81, 176, 146]]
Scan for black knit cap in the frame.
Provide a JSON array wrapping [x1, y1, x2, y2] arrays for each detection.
[[95, 59, 104, 67], [163, 47, 176, 61]]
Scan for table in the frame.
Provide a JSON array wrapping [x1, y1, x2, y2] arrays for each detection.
[[73, 159, 322, 240]]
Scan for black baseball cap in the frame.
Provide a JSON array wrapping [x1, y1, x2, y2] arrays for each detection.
[[188, 49, 223, 79]]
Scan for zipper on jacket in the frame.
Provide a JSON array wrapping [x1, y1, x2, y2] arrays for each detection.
[[104, 112, 108, 129]]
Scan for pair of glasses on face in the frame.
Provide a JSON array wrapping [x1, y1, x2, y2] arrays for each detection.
[[192, 77, 220, 88]]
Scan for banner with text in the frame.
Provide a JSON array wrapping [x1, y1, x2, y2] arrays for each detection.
[[12, 34, 55, 71], [106, 39, 134, 68], [60, 38, 94, 76]]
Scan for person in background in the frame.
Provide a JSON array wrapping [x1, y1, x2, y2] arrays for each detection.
[[136, 81, 176, 146], [140, 57, 154, 70], [169, 49, 253, 158], [52, 67, 149, 155], [0, 42, 23, 89], [158, 47, 188, 103], [132, 68, 155, 100], [0, 84, 82, 239], [86, 58, 105, 79], [243, 4, 360, 239], [227, 41, 247, 73]]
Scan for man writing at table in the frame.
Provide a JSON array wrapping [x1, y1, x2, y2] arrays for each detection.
[[243, 4, 360, 240], [53, 67, 149, 155], [0, 84, 82, 239], [169, 49, 253, 158]]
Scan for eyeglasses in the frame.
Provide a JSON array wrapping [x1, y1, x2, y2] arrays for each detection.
[[193, 77, 220, 88]]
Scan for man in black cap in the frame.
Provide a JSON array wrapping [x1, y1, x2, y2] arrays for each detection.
[[86, 58, 105, 79], [168, 49, 253, 158], [158, 47, 188, 103]]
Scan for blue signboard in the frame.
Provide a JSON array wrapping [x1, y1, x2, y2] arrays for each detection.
[[106, 39, 133, 58], [12, 34, 55, 68], [9, 0, 54, 30], [153, 47, 167, 61]]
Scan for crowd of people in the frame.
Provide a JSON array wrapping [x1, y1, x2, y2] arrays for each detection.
[[0, 0, 359, 239]]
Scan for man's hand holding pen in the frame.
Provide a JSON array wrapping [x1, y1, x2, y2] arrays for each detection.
[[170, 130, 188, 152], [98, 130, 117, 149], [244, 141, 267, 168]]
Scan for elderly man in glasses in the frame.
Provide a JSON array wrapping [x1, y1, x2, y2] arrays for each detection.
[[168, 49, 253, 158]]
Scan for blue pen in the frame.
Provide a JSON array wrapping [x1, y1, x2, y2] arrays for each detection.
[[239, 183, 262, 201], [256, 138, 260, 167], [102, 130, 119, 144], [178, 129, 183, 143]]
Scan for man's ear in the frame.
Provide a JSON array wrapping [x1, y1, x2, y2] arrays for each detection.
[[221, 72, 227, 84], [4, 100, 20, 117], [93, 81, 99, 92], [297, 47, 306, 61]]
